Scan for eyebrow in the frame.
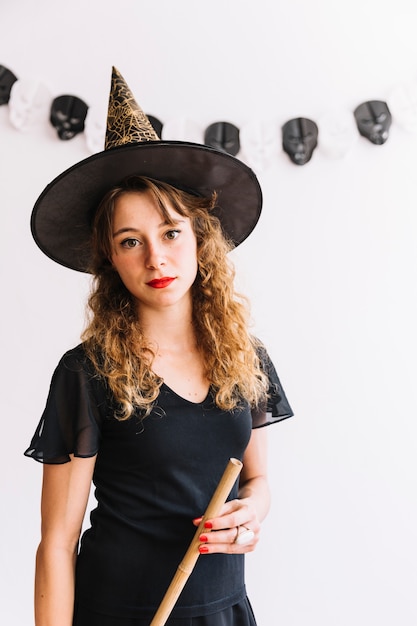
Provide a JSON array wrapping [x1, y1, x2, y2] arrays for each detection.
[[113, 218, 186, 238]]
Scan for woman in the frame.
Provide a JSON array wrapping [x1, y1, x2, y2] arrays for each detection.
[[25, 68, 293, 626]]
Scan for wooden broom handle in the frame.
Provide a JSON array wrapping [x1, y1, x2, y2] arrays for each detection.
[[149, 457, 243, 626]]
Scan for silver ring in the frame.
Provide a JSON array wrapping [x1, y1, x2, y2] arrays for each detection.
[[234, 525, 255, 545]]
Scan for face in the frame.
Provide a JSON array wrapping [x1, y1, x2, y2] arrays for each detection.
[[110, 191, 198, 311], [354, 100, 392, 145], [282, 117, 318, 165]]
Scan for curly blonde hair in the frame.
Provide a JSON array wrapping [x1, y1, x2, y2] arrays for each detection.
[[82, 175, 268, 420]]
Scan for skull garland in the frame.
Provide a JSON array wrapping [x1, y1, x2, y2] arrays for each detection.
[[204, 121, 240, 156], [0, 64, 18, 105], [9, 79, 51, 131], [240, 119, 280, 172], [282, 117, 318, 165], [161, 116, 203, 143], [353, 100, 392, 145], [318, 108, 358, 159], [50, 95, 89, 140], [388, 81, 417, 134], [146, 114, 163, 139]]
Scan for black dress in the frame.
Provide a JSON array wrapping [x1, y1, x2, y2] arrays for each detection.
[[24, 344, 293, 625]]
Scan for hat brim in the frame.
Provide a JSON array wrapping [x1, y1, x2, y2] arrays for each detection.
[[31, 141, 262, 273]]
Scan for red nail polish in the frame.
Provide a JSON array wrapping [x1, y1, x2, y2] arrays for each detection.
[[199, 545, 209, 553], [204, 521, 213, 529], [199, 535, 208, 543]]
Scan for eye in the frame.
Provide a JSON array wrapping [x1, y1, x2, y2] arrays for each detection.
[[165, 229, 180, 241], [121, 237, 140, 248]]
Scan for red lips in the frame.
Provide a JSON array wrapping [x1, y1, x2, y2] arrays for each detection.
[[146, 277, 175, 289]]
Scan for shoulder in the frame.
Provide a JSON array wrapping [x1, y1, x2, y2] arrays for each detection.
[[56, 343, 96, 376], [251, 336, 294, 424], [49, 343, 106, 401], [252, 336, 272, 370]]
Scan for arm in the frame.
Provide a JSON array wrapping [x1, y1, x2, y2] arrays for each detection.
[[35, 455, 96, 626], [195, 427, 270, 554], [238, 426, 271, 523]]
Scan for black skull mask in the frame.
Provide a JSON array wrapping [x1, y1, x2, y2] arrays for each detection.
[[0, 64, 18, 105], [282, 117, 318, 165], [50, 95, 88, 140], [204, 121, 240, 156], [354, 100, 392, 145], [146, 114, 163, 139]]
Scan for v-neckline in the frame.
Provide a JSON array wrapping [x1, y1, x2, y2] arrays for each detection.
[[161, 382, 212, 406]]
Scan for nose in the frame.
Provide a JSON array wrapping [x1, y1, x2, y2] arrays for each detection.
[[145, 242, 166, 269]]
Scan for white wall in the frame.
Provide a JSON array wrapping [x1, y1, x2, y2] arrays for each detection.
[[1, 1, 417, 624]]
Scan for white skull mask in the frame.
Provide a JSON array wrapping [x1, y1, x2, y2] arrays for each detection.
[[84, 104, 107, 154], [389, 79, 417, 134], [9, 78, 50, 131], [240, 119, 280, 172], [319, 108, 358, 159], [161, 116, 203, 143]]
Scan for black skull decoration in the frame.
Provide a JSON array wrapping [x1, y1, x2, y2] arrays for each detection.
[[50, 95, 88, 140], [146, 114, 163, 139], [204, 121, 240, 156], [282, 117, 318, 165], [353, 100, 392, 145], [0, 64, 18, 105]]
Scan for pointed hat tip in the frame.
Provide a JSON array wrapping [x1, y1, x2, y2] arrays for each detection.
[[105, 66, 160, 149]]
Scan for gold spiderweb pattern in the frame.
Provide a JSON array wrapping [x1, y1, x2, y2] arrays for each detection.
[[104, 67, 159, 150]]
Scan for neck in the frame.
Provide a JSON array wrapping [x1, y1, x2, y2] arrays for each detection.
[[138, 302, 196, 353]]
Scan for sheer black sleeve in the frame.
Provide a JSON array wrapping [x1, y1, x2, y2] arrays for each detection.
[[24, 345, 106, 464], [251, 344, 294, 428]]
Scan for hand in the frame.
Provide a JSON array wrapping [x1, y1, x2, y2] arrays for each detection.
[[193, 498, 260, 554]]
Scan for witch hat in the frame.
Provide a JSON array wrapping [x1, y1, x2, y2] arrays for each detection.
[[31, 67, 262, 272]]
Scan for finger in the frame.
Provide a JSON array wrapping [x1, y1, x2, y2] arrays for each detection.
[[199, 528, 236, 545], [199, 525, 258, 552], [203, 514, 259, 535], [203, 501, 256, 532], [234, 526, 256, 546], [199, 535, 258, 555]]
